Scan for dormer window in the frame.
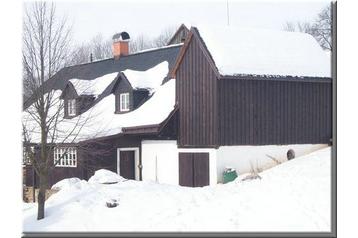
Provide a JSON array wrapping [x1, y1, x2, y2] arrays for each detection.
[[120, 93, 130, 112], [68, 99, 76, 116]]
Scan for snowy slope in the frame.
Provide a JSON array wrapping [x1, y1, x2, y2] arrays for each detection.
[[22, 79, 176, 143], [22, 60, 175, 143], [23, 147, 331, 232], [69, 73, 118, 97], [122, 61, 168, 93], [196, 25, 331, 77]]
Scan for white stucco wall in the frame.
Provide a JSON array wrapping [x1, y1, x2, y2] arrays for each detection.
[[216, 144, 328, 183], [141, 140, 179, 185], [141, 141, 218, 186], [141, 140, 328, 185]]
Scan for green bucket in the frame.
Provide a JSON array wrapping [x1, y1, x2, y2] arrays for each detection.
[[223, 168, 238, 184]]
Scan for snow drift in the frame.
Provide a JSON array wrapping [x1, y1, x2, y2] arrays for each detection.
[[88, 169, 126, 184], [23, 147, 331, 232]]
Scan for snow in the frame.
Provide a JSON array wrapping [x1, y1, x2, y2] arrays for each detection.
[[22, 78, 176, 143], [88, 169, 126, 184], [69, 73, 118, 97], [23, 147, 331, 232], [195, 25, 331, 77], [216, 144, 327, 182], [122, 61, 168, 93], [132, 43, 183, 54], [51, 178, 85, 191]]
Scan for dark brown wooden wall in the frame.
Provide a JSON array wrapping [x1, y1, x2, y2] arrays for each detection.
[[218, 79, 332, 145], [176, 35, 218, 147], [24, 146, 88, 188]]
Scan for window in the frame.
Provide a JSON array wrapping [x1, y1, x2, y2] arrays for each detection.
[[23, 146, 34, 165], [54, 147, 77, 167], [68, 99, 76, 116], [120, 93, 130, 112]]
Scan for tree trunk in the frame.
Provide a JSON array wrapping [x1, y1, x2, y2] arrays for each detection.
[[37, 172, 47, 220]]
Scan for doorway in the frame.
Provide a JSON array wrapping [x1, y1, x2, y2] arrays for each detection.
[[117, 148, 140, 180], [179, 152, 209, 187]]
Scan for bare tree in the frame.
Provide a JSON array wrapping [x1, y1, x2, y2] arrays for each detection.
[[69, 34, 113, 65], [69, 26, 178, 66], [22, 2, 85, 220], [152, 26, 176, 47], [91, 34, 112, 60], [129, 34, 154, 53], [130, 26, 177, 53], [68, 43, 91, 65], [310, 6, 332, 51], [282, 22, 296, 32], [282, 5, 332, 50]]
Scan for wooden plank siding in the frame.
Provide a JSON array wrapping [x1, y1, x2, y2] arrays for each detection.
[[178, 152, 210, 187], [176, 34, 218, 147], [218, 79, 332, 145]]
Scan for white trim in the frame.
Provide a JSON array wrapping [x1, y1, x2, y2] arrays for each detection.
[[119, 93, 130, 112], [117, 147, 140, 180], [54, 147, 77, 168], [68, 99, 76, 116]]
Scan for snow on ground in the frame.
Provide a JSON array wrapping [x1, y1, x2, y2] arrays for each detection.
[[195, 25, 331, 77], [88, 169, 126, 184], [51, 178, 88, 191], [23, 147, 331, 232]]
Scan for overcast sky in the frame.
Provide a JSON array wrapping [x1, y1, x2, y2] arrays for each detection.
[[31, 0, 330, 45]]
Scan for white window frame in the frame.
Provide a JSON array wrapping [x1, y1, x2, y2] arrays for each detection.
[[117, 147, 140, 180], [23, 146, 34, 165], [54, 147, 77, 167], [119, 93, 130, 112], [68, 99, 76, 116]]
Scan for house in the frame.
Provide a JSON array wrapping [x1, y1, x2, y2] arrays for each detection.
[[23, 24, 332, 188]]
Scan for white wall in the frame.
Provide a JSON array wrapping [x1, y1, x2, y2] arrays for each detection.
[[141, 141, 218, 186], [141, 140, 179, 185], [216, 144, 328, 183]]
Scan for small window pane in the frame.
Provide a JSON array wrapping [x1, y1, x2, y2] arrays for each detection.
[[119, 93, 129, 111], [54, 147, 77, 167]]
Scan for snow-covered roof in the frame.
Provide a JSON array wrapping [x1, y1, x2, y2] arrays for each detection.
[[195, 25, 331, 78], [22, 79, 176, 143], [69, 73, 118, 97], [131, 43, 184, 55], [122, 61, 168, 93]]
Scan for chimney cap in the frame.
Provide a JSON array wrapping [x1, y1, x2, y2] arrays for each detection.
[[112, 32, 130, 42]]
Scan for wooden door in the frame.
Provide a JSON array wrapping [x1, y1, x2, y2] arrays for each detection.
[[179, 153, 194, 187], [120, 151, 135, 180], [179, 152, 209, 187], [193, 153, 210, 187]]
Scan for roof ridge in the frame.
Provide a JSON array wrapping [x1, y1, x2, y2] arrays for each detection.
[[64, 43, 183, 69]]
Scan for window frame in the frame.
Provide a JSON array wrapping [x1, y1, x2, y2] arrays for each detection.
[[119, 93, 130, 112], [53, 147, 77, 168], [67, 99, 76, 116], [23, 146, 34, 165]]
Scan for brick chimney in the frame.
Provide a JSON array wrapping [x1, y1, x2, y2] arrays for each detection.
[[112, 32, 130, 60]]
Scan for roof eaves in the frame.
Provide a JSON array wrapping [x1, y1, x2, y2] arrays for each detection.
[[220, 74, 332, 83]]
